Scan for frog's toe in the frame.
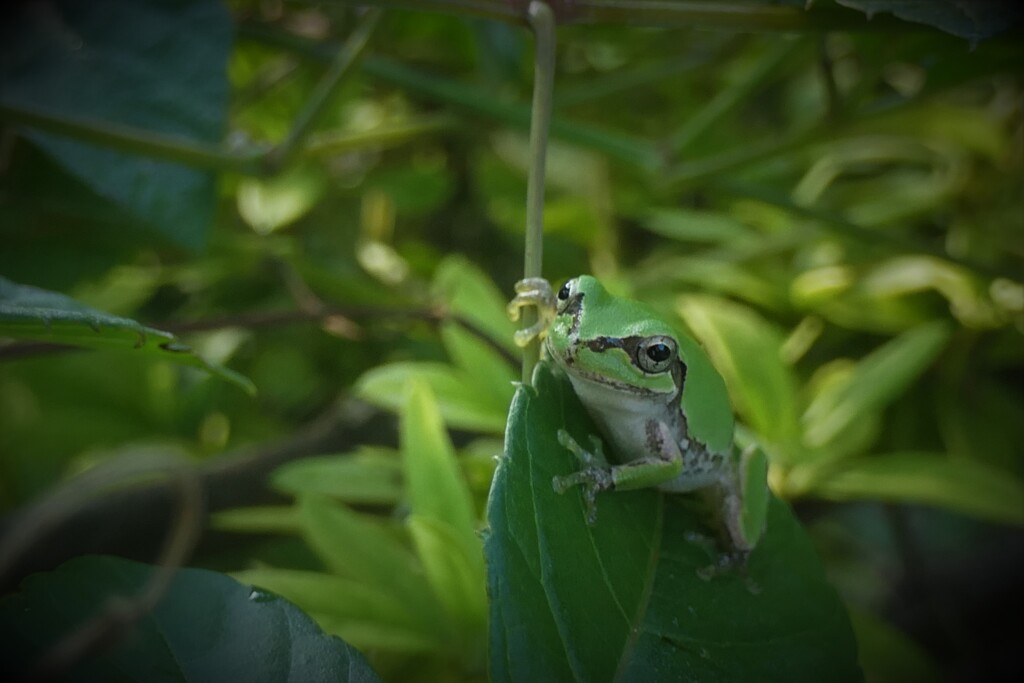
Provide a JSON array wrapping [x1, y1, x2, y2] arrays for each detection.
[[695, 549, 752, 583]]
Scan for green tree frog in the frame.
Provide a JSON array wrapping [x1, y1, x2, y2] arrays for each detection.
[[509, 275, 769, 558]]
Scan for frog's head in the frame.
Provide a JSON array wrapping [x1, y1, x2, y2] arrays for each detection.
[[544, 275, 682, 399]]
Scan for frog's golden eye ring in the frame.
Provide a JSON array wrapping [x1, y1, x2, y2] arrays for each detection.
[[636, 335, 677, 374]]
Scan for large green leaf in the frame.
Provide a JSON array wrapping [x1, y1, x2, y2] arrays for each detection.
[[432, 255, 518, 354], [486, 362, 861, 683], [356, 362, 508, 433], [677, 294, 802, 457], [298, 494, 438, 623], [0, 275, 254, 394], [0, 555, 381, 682], [802, 321, 951, 451], [0, 0, 232, 248], [811, 452, 1024, 526], [401, 379, 487, 644]]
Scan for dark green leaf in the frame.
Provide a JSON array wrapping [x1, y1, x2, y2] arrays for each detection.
[[803, 322, 950, 451], [486, 362, 861, 683], [0, 0, 233, 248], [0, 275, 254, 394], [835, 0, 1023, 41], [0, 555, 381, 682]]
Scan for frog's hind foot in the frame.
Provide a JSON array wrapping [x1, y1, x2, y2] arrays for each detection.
[[695, 549, 761, 593]]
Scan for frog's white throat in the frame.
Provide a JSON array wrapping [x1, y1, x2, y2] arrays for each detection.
[[562, 370, 686, 460]]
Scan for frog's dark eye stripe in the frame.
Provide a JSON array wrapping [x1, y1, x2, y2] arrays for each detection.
[[636, 335, 677, 374]]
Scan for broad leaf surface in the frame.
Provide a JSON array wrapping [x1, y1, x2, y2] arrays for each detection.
[[0, 275, 254, 394], [486, 362, 861, 683], [0, 0, 232, 248], [0, 555, 381, 683]]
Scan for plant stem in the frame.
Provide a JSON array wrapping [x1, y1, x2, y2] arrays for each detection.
[[521, 1, 556, 385], [0, 102, 261, 174], [265, 8, 382, 171], [666, 37, 803, 156]]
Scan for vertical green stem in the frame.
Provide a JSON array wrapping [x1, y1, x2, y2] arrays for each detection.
[[521, 1, 556, 385]]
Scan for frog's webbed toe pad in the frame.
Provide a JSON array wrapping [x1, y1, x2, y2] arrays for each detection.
[[507, 278, 557, 345], [695, 549, 759, 592], [552, 466, 613, 525]]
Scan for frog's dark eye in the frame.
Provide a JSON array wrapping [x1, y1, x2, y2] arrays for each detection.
[[636, 336, 677, 373], [555, 279, 578, 313]]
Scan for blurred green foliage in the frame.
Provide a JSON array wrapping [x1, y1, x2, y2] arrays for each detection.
[[1, 0, 1022, 681]]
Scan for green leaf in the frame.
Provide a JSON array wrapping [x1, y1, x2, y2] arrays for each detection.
[[834, 0, 1023, 42], [811, 452, 1024, 526], [401, 378, 479, 541], [407, 515, 487, 637], [677, 294, 802, 455], [638, 207, 754, 244], [432, 255, 518, 354], [401, 380, 487, 637], [0, 276, 254, 394], [237, 167, 327, 235], [486, 362, 861, 683], [356, 362, 507, 433], [803, 322, 951, 451], [271, 448, 402, 505], [0, 555, 381, 682], [297, 495, 441, 625], [0, 0, 233, 249], [848, 608, 941, 683], [233, 568, 441, 653], [210, 505, 301, 534], [440, 321, 517, 409]]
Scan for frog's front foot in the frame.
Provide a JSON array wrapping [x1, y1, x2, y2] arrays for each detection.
[[507, 277, 556, 348], [552, 429, 613, 525]]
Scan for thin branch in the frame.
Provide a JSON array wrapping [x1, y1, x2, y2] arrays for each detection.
[[329, 0, 917, 31], [0, 102, 261, 174], [521, 1, 557, 384], [0, 303, 519, 366], [264, 8, 383, 172], [0, 452, 204, 681]]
